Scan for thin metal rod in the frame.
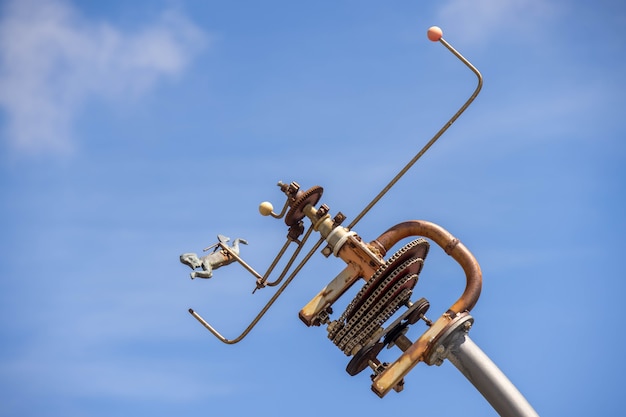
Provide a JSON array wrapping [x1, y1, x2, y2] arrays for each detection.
[[189, 234, 326, 344], [254, 237, 305, 291], [446, 332, 539, 417], [257, 239, 294, 286], [269, 198, 291, 219], [265, 236, 309, 287], [372, 220, 481, 314], [348, 37, 483, 230], [221, 229, 311, 291], [221, 243, 263, 280]]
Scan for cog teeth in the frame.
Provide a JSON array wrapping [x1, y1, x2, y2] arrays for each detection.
[[333, 258, 421, 350], [343, 288, 413, 355], [284, 185, 323, 226], [326, 238, 430, 355], [338, 238, 428, 323]]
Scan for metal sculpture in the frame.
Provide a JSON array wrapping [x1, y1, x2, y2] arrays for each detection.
[[178, 26, 540, 417], [180, 235, 248, 279]]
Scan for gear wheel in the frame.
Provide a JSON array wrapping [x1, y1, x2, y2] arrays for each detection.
[[346, 341, 384, 376], [338, 238, 429, 326], [328, 238, 430, 355], [284, 185, 323, 226]]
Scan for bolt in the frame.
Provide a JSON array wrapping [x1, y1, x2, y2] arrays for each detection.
[[317, 204, 329, 217], [333, 212, 346, 225], [432, 344, 446, 366], [463, 321, 472, 332], [393, 379, 405, 393]]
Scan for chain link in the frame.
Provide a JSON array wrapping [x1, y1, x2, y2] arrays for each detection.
[[327, 238, 428, 355]]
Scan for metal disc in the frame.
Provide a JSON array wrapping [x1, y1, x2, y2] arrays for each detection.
[[346, 341, 384, 376], [284, 185, 323, 226]]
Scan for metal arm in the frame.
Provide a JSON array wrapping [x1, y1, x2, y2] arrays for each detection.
[[348, 32, 483, 230], [189, 231, 324, 344], [180, 26, 539, 416]]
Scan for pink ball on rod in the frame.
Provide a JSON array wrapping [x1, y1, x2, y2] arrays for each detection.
[[427, 26, 443, 42]]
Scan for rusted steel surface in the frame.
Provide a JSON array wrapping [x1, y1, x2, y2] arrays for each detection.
[[336, 234, 385, 279], [371, 312, 464, 397], [371, 326, 432, 397], [368, 220, 482, 397], [372, 220, 482, 314], [299, 234, 386, 326], [299, 264, 360, 326]]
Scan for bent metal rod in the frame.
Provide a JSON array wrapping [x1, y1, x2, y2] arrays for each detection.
[[180, 26, 539, 417]]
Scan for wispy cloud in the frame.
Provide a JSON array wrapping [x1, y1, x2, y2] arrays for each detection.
[[0, 0, 208, 154], [436, 0, 557, 45]]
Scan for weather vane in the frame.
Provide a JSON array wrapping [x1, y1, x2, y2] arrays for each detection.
[[179, 26, 539, 417]]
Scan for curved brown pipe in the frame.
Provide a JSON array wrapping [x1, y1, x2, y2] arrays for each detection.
[[371, 220, 482, 313]]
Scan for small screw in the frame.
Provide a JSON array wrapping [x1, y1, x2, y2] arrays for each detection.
[[433, 345, 446, 366], [333, 212, 346, 226]]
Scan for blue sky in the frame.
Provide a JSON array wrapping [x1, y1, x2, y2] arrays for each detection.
[[1, 0, 624, 416]]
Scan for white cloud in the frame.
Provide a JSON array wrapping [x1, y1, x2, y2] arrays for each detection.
[[0, 0, 208, 154], [436, 0, 557, 45]]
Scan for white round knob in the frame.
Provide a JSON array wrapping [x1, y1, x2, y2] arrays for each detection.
[[259, 201, 274, 216]]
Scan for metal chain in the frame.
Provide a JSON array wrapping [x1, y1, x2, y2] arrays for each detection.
[[329, 238, 428, 337], [334, 259, 420, 351], [342, 287, 413, 355]]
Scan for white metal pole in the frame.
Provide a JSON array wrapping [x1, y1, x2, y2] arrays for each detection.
[[446, 333, 540, 417]]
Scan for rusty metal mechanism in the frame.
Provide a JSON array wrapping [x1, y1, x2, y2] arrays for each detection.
[[179, 27, 539, 417]]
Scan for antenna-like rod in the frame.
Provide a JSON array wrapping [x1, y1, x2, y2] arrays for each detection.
[[348, 26, 483, 230], [188, 235, 325, 344]]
